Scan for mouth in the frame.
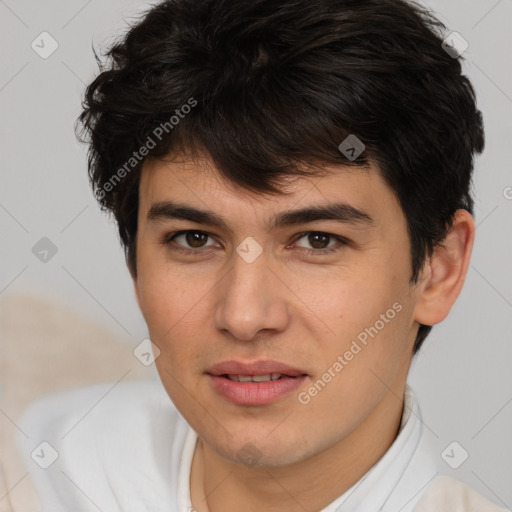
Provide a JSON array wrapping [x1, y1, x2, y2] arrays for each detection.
[[222, 373, 291, 382], [207, 359, 307, 377], [206, 360, 308, 406]]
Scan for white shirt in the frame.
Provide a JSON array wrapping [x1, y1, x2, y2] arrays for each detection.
[[17, 380, 508, 512]]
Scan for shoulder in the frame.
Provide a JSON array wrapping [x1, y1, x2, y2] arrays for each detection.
[[17, 379, 182, 452], [17, 379, 189, 511], [412, 475, 510, 512]]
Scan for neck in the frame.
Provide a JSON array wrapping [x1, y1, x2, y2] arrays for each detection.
[[190, 384, 406, 512]]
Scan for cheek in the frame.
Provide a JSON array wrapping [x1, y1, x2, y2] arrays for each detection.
[[305, 262, 404, 329], [301, 280, 410, 408], [135, 260, 219, 373], [309, 267, 411, 383], [137, 253, 204, 328]]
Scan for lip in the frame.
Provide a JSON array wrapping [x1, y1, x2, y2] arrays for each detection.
[[206, 359, 308, 406]]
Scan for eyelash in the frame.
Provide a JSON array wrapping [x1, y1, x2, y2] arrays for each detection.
[[161, 230, 349, 257]]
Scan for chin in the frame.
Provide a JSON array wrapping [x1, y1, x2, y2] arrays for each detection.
[[207, 432, 314, 468]]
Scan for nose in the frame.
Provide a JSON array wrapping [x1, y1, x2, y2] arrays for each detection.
[[214, 248, 290, 342]]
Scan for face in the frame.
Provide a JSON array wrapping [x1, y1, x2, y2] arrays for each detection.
[[134, 153, 420, 467]]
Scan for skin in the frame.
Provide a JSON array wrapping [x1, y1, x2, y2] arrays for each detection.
[[133, 153, 474, 512]]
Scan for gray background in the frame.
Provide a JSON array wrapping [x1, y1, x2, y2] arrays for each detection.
[[1, 0, 511, 507]]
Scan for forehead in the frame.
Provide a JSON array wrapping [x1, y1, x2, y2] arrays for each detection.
[[138, 153, 403, 230]]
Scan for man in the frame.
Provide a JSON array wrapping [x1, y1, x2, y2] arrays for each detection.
[[17, 0, 508, 510]]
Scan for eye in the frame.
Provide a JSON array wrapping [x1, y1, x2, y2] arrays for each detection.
[[292, 231, 348, 255], [162, 230, 348, 257], [163, 230, 218, 254]]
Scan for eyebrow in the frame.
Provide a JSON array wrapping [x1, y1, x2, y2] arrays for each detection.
[[147, 200, 374, 231]]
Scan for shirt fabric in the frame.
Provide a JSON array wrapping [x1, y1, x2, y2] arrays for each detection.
[[17, 380, 508, 512]]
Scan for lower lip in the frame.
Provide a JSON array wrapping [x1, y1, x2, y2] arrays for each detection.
[[208, 375, 307, 406]]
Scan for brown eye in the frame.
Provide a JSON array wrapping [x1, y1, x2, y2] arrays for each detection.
[[293, 231, 348, 256], [185, 231, 209, 248], [295, 232, 335, 250], [307, 232, 330, 249], [166, 230, 217, 251]]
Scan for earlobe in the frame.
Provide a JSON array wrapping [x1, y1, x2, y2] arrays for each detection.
[[413, 209, 475, 326]]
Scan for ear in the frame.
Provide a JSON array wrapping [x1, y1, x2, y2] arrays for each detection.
[[413, 209, 475, 326]]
